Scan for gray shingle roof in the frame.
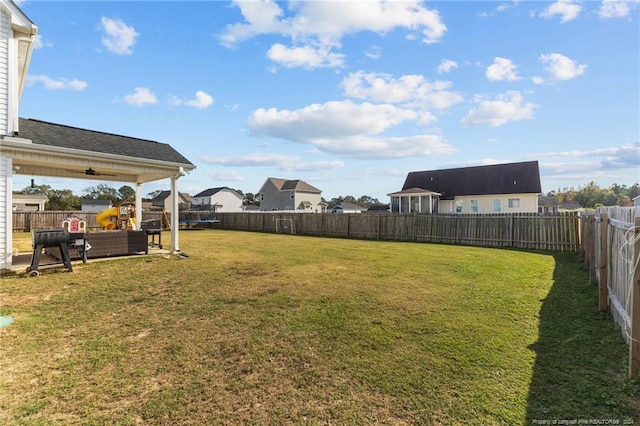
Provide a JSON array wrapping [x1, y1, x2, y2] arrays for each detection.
[[151, 191, 191, 203], [193, 187, 240, 197], [268, 178, 321, 193], [18, 118, 194, 166], [402, 161, 541, 200], [538, 196, 559, 206]]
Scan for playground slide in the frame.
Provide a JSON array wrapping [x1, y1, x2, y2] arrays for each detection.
[[96, 207, 118, 230]]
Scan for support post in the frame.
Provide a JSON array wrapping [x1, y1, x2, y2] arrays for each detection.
[[629, 216, 640, 378], [135, 182, 143, 228], [598, 213, 609, 311], [170, 175, 180, 253]]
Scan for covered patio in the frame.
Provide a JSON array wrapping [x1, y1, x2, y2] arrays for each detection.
[[387, 188, 441, 214], [1, 118, 195, 271]]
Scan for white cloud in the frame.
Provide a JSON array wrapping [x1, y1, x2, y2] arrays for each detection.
[[485, 57, 521, 82], [531, 76, 545, 85], [208, 170, 245, 182], [531, 143, 640, 169], [218, 0, 289, 48], [497, 1, 519, 12], [123, 87, 157, 106], [341, 71, 463, 109], [219, 0, 447, 69], [186, 91, 214, 109], [365, 45, 382, 60], [598, 0, 636, 18], [437, 59, 458, 74], [539, 53, 587, 80], [308, 134, 456, 158], [249, 100, 419, 141], [267, 43, 345, 69], [100, 17, 139, 55], [539, 0, 582, 23], [33, 34, 50, 49], [246, 100, 455, 158], [170, 91, 214, 109], [461, 91, 537, 127], [26, 74, 87, 91], [200, 153, 344, 172]]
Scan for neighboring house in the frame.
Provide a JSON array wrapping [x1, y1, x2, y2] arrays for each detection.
[[192, 187, 243, 212], [558, 202, 584, 212], [634, 195, 640, 207], [258, 178, 327, 213], [82, 199, 112, 213], [330, 202, 365, 214], [12, 193, 48, 211], [538, 196, 559, 214], [366, 204, 390, 213], [389, 161, 542, 214], [151, 190, 191, 213]]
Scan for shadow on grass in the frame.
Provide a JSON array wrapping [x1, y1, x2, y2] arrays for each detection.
[[525, 253, 640, 424]]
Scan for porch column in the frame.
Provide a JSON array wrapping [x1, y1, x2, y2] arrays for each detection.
[[170, 175, 180, 253], [135, 182, 142, 228]]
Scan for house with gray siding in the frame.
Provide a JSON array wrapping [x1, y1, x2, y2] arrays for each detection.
[[258, 178, 326, 213]]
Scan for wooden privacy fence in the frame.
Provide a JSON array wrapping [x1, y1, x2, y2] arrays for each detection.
[[582, 206, 640, 378], [179, 211, 581, 252], [12, 211, 165, 233], [13, 210, 581, 252]]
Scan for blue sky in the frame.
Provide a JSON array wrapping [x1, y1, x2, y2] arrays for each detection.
[[15, 0, 640, 201]]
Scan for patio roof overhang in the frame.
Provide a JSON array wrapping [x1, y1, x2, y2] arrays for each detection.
[[2, 136, 194, 184], [387, 187, 441, 197]]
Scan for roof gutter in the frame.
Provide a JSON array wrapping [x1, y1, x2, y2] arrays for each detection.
[[0, 136, 196, 171]]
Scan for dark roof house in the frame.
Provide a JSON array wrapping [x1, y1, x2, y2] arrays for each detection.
[[390, 161, 542, 214], [401, 161, 541, 200]]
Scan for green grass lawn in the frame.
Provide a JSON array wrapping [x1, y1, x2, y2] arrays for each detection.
[[1, 230, 638, 425]]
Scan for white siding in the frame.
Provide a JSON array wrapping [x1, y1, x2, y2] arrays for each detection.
[[293, 192, 323, 213], [210, 190, 243, 212], [439, 193, 538, 214], [0, 154, 12, 270], [0, 9, 10, 136]]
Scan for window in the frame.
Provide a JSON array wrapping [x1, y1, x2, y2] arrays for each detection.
[[455, 200, 463, 213], [493, 199, 502, 213], [391, 197, 400, 213], [508, 198, 520, 208], [470, 199, 478, 213], [401, 197, 409, 213]]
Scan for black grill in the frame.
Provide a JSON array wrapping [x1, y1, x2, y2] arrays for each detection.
[[28, 228, 74, 276], [140, 219, 163, 249]]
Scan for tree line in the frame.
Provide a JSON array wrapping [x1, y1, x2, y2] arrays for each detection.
[[15, 181, 639, 211], [546, 182, 639, 209]]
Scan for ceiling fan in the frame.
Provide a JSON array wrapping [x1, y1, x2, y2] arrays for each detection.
[[65, 167, 117, 177]]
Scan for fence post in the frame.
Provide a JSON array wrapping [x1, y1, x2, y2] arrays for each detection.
[[630, 216, 640, 379], [587, 215, 596, 284], [598, 213, 609, 311], [509, 214, 514, 247]]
